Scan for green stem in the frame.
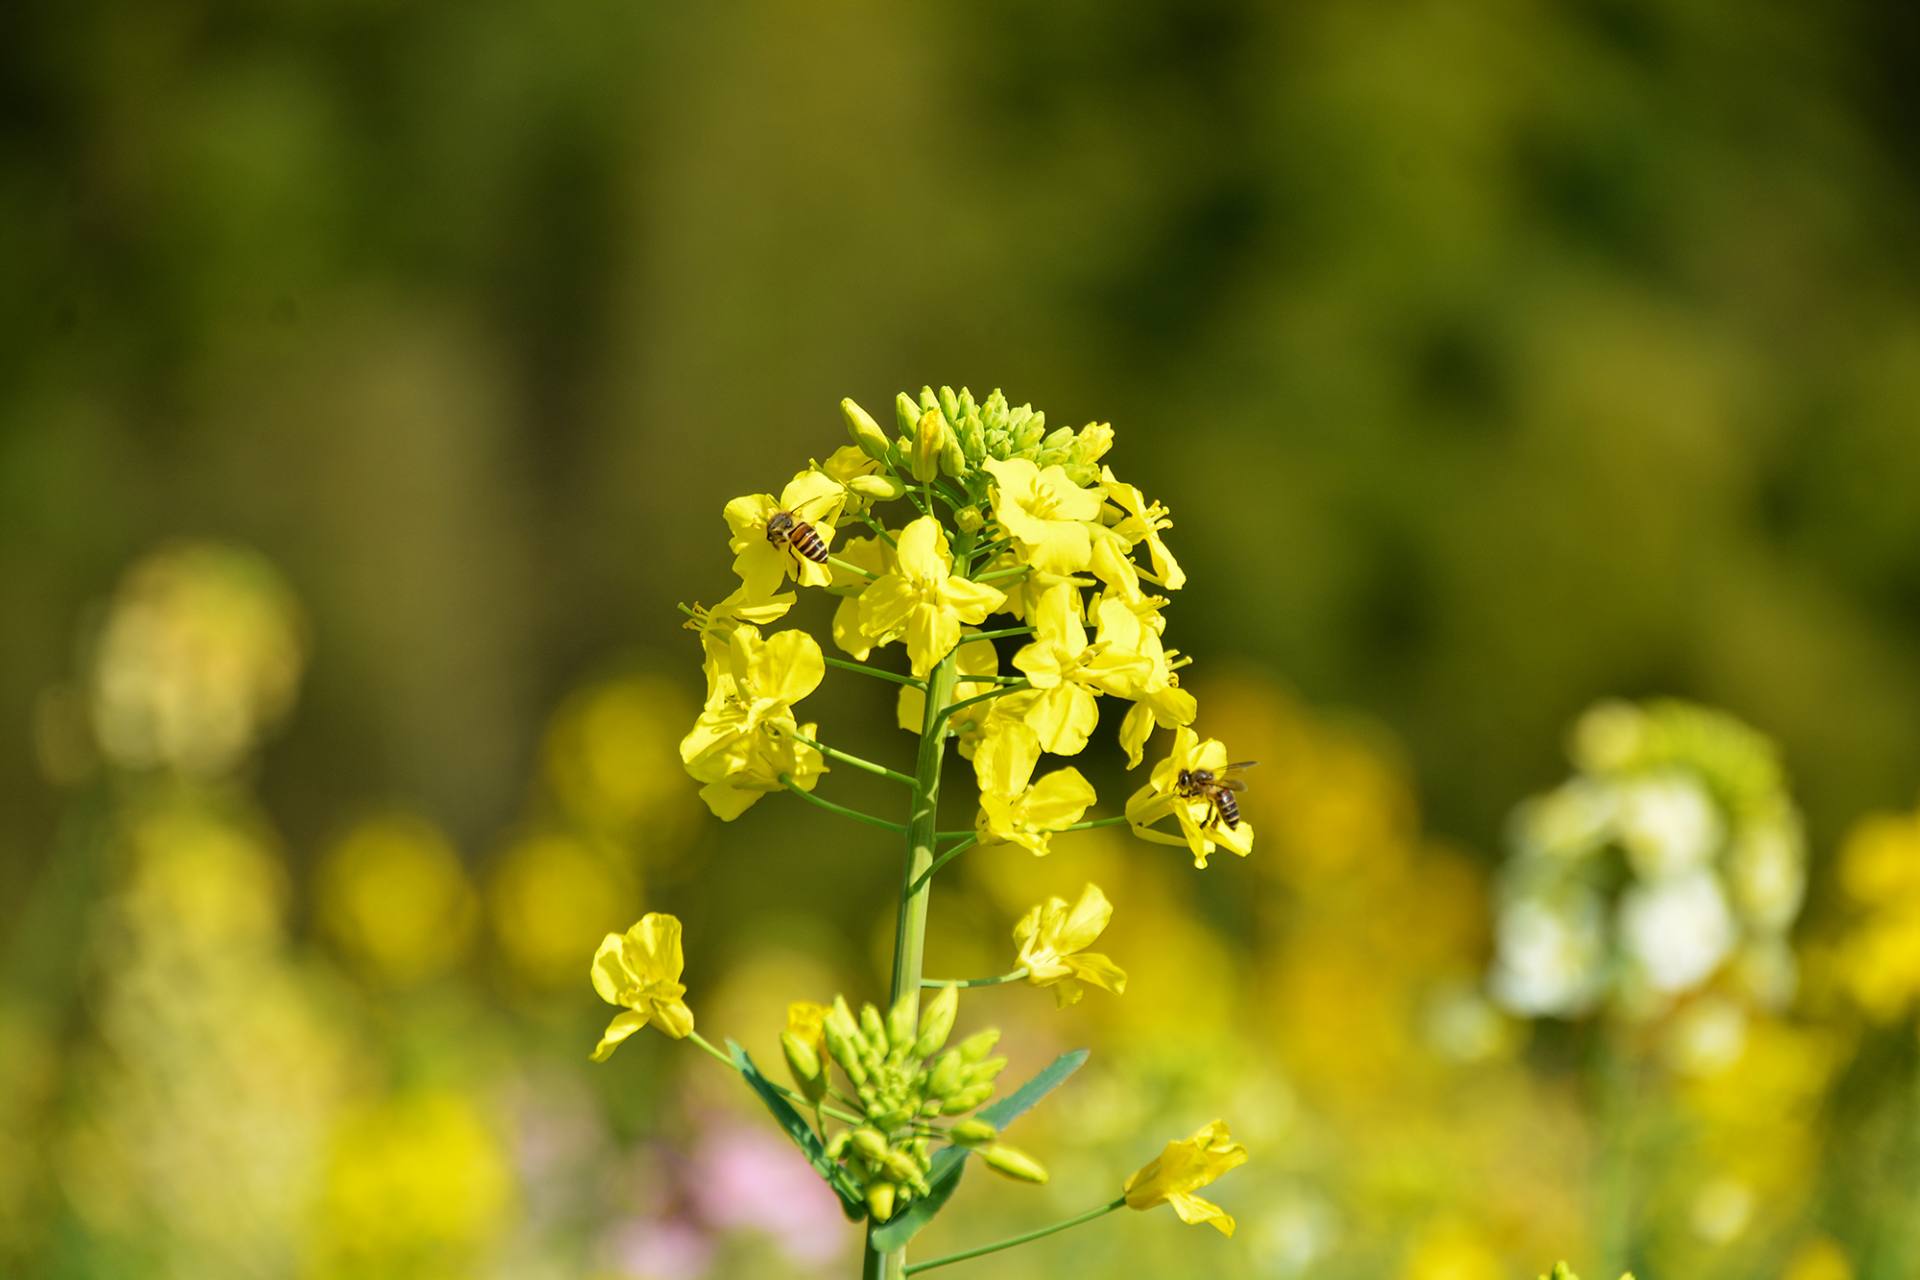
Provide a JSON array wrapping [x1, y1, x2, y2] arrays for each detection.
[[827, 554, 878, 582], [953, 674, 1026, 686], [866, 648, 961, 1279], [685, 1030, 864, 1125], [854, 511, 899, 548], [907, 833, 977, 893], [956, 626, 1033, 644], [825, 656, 923, 689], [785, 730, 917, 787], [781, 777, 907, 834], [903, 1198, 1127, 1274], [920, 968, 1027, 989], [939, 682, 1031, 726], [972, 564, 1030, 584]]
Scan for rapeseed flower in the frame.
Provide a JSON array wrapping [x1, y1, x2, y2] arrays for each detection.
[[1011, 585, 1151, 755], [983, 457, 1105, 574], [857, 516, 1004, 676], [724, 469, 846, 595], [974, 721, 1096, 856], [1126, 726, 1256, 867], [1013, 883, 1127, 1005], [1122, 1119, 1248, 1235], [680, 625, 826, 818], [590, 913, 695, 1059]]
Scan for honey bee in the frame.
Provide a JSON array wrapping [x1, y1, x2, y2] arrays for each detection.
[[764, 493, 838, 567], [1176, 761, 1256, 830]]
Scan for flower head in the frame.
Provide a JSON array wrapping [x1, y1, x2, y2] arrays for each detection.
[[1014, 883, 1127, 1006], [984, 457, 1105, 575], [590, 913, 694, 1060], [1101, 467, 1185, 590], [857, 516, 1004, 676], [974, 721, 1097, 857], [724, 470, 847, 595], [680, 626, 826, 819], [1126, 727, 1255, 867], [1122, 1120, 1248, 1235], [1009, 585, 1150, 756], [683, 586, 796, 693]]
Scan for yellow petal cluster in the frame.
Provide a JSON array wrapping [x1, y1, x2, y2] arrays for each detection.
[[1013, 883, 1127, 1006], [974, 723, 1096, 856], [1122, 1120, 1249, 1235], [679, 625, 826, 819], [723, 469, 846, 595], [857, 517, 1004, 676], [589, 913, 694, 1060]]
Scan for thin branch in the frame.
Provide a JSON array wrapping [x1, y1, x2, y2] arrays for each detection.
[[780, 776, 907, 833], [824, 655, 923, 689], [921, 967, 1028, 989], [907, 833, 978, 894]]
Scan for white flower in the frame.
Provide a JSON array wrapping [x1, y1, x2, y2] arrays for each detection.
[[1616, 772, 1722, 880], [1618, 868, 1735, 995], [1490, 892, 1607, 1017]]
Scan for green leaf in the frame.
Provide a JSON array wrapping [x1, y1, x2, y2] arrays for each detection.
[[869, 1048, 1089, 1252], [728, 1040, 865, 1221]]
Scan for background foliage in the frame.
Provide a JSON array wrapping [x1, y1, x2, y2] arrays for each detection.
[[4, 2, 1920, 1277]]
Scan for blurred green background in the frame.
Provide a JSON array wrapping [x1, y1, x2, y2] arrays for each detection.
[[6, 2, 1920, 1278]]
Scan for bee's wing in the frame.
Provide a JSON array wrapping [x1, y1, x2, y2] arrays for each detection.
[[1218, 779, 1249, 792], [1221, 760, 1259, 774]]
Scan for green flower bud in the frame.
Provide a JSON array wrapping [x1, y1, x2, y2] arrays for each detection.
[[866, 1181, 898, 1222], [949, 1118, 997, 1146], [967, 1056, 1009, 1085], [842, 398, 893, 463], [850, 1128, 891, 1162], [848, 472, 905, 501], [880, 1150, 925, 1184], [938, 386, 961, 425], [940, 432, 967, 478], [780, 1032, 826, 1104], [926, 1049, 965, 1098], [884, 992, 919, 1051], [911, 410, 946, 483], [981, 1144, 1049, 1184], [955, 505, 984, 534], [860, 1003, 887, 1049], [914, 985, 958, 1058], [826, 1130, 853, 1160], [941, 1082, 995, 1114], [957, 1028, 1000, 1063], [897, 392, 924, 436]]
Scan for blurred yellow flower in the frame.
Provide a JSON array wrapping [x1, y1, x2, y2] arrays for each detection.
[[485, 829, 635, 990], [857, 516, 1004, 676], [590, 912, 695, 1060], [314, 812, 477, 987], [983, 457, 1105, 574], [723, 469, 846, 594], [542, 672, 700, 858], [1833, 805, 1920, 1022], [1126, 726, 1255, 867], [1401, 1219, 1504, 1280], [974, 722, 1096, 857], [1014, 883, 1127, 1006], [1122, 1119, 1248, 1236], [314, 1092, 512, 1277], [1783, 1236, 1854, 1280]]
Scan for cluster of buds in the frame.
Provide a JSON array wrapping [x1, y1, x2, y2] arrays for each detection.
[[781, 985, 1045, 1222], [843, 386, 1115, 500]]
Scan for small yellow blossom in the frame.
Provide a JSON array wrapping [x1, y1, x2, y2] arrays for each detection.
[[683, 585, 796, 693], [818, 444, 904, 506], [723, 469, 846, 595], [857, 516, 1005, 676], [1011, 585, 1151, 755], [983, 457, 1106, 574], [1126, 726, 1255, 867], [827, 534, 898, 660], [974, 721, 1097, 856], [1122, 1119, 1248, 1236], [1014, 883, 1127, 1006], [1102, 467, 1185, 589], [679, 626, 826, 819], [590, 913, 694, 1060], [899, 629, 998, 738]]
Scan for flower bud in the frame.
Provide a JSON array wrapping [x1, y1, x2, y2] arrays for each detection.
[[949, 1118, 997, 1146], [896, 392, 923, 437], [860, 1003, 888, 1049], [938, 386, 961, 424], [826, 1130, 853, 1160], [914, 985, 958, 1058], [881, 1150, 925, 1184], [967, 1056, 1009, 1085], [911, 410, 946, 482], [941, 1082, 996, 1114], [850, 1128, 891, 1162], [866, 1180, 898, 1222], [825, 997, 869, 1084], [781, 1031, 826, 1104], [955, 505, 985, 534], [981, 1144, 1049, 1184], [956, 1028, 1000, 1063], [886, 993, 919, 1051], [842, 398, 893, 463], [848, 472, 905, 501], [926, 1049, 965, 1098]]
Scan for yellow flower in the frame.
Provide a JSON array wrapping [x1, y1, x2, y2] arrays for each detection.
[[1126, 726, 1255, 867], [1014, 883, 1127, 1005], [1122, 1119, 1248, 1236], [590, 912, 694, 1060], [679, 626, 826, 819], [683, 585, 795, 694], [857, 516, 1005, 676], [786, 1000, 830, 1062], [983, 457, 1106, 574], [819, 443, 904, 506], [974, 721, 1097, 856], [1102, 467, 1185, 589], [723, 469, 846, 595], [1010, 585, 1151, 755], [828, 534, 899, 660], [898, 628, 998, 738], [315, 812, 478, 987]]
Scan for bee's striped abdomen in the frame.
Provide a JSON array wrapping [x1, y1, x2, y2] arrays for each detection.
[[785, 520, 829, 564]]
